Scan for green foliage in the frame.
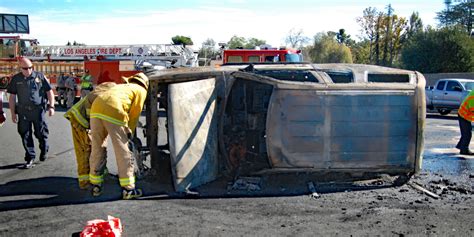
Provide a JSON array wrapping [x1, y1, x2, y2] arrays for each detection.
[[436, 2, 473, 34], [171, 35, 194, 46], [227, 35, 246, 49], [405, 12, 424, 43], [307, 32, 353, 63], [227, 35, 266, 49], [401, 27, 474, 73], [351, 40, 371, 64], [245, 38, 266, 49], [198, 38, 220, 64], [356, 6, 410, 66], [336, 29, 352, 45]]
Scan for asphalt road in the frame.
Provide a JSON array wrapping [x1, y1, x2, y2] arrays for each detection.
[[0, 107, 472, 236]]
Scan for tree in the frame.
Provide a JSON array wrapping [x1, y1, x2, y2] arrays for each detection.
[[227, 36, 267, 49], [198, 38, 219, 65], [356, 6, 408, 67], [351, 40, 372, 64], [307, 32, 353, 63], [335, 29, 354, 46], [171, 35, 194, 46], [285, 28, 310, 49], [401, 27, 474, 73], [404, 12, 424, 43], [227, 35, 246, 49], [245, 38, 266, 49], [436, 1, 473, 34]]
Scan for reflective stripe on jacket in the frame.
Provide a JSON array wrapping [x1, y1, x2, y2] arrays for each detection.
[[90, 83, 147, 132], [458, 90, 474, 122], [64, 82, 117, 129]]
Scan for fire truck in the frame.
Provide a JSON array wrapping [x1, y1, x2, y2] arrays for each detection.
[[0, 35, 198, 94], [222, 48, 303, 64]]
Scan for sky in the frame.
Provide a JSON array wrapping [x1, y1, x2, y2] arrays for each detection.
[[0, 0, 446, 49]]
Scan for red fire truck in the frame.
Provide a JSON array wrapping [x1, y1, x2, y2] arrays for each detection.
[[222, 48, 303, 64], [0, 35, 198, 94]]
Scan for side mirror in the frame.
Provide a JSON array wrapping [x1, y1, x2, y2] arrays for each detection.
[[453, 86, 463, 92]]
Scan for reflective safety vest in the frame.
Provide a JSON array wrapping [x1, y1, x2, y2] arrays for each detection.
[[458, 90, 474, 122], [80, 74, 93, 89]]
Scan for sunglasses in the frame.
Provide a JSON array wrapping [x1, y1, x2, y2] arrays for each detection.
[[21, 67, 33, 70]]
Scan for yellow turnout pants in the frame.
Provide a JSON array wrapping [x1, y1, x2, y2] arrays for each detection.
[[89, 118, 136, 190], [70, 117, 92, 189]]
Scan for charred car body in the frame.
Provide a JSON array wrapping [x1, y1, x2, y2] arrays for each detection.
[[143, 63, 426, 192]]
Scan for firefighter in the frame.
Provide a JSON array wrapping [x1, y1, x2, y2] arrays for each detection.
[[65, 72, 77, 108], [80, 69, 93, 98], [89, 72, 149, 200], [56, 73, 67, 107], [64, 82, 117, 189], [7, 57, 55, 168], [456, 90, 474, 155]]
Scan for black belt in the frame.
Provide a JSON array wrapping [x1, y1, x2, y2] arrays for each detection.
[[19, 104, 43, 111]]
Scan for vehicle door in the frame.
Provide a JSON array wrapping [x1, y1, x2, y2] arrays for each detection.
[[432, 80, 446, 106], [444, 81, 464, 108]]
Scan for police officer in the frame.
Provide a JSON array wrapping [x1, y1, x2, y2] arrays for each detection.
[[7, 57, 55, 168]]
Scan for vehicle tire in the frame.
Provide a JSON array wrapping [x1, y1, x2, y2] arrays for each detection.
[[438, 109, 451, 115]]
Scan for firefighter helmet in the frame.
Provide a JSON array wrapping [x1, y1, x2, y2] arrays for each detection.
[[124, 72, 149, 90]]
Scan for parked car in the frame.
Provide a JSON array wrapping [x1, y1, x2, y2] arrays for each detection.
[[426, 78, 474, 115], [142, 63, 426, 192]]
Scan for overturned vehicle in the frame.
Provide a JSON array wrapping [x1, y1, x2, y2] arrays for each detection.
[[142, 63, 426, 193]]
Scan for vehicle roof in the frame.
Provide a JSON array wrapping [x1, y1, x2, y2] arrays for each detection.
[[147, 63, 420, 84], [437, 78, 474, 82]]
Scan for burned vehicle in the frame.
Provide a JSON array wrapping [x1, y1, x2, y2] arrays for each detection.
[[142, 63, 426, 192]]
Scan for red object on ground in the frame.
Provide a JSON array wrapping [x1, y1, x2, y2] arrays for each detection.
[[80, 215, 122, 237]]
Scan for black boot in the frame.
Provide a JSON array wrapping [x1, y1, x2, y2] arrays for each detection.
[[460, 149, 474, 155]]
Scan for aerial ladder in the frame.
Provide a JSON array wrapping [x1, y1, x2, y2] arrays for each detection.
[[26, 43, 198, 67], [1, 36, 199, 90]]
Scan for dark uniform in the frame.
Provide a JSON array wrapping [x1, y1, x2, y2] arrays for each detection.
[[7, 71, 52, 162]]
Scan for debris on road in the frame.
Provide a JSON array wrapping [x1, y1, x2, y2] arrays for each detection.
[[80, 215, 122, 237], [230, 177, 262, 191], [409, 182, 440, 199]]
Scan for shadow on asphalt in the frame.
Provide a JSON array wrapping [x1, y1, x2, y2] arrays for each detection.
[[426, 114, 458, 121], [0, 175, 173, 212], [0, 173, 406, 211], [139, 173, 409, 201], [0, 163, 26, 170], [0, 177, 120, 211]]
